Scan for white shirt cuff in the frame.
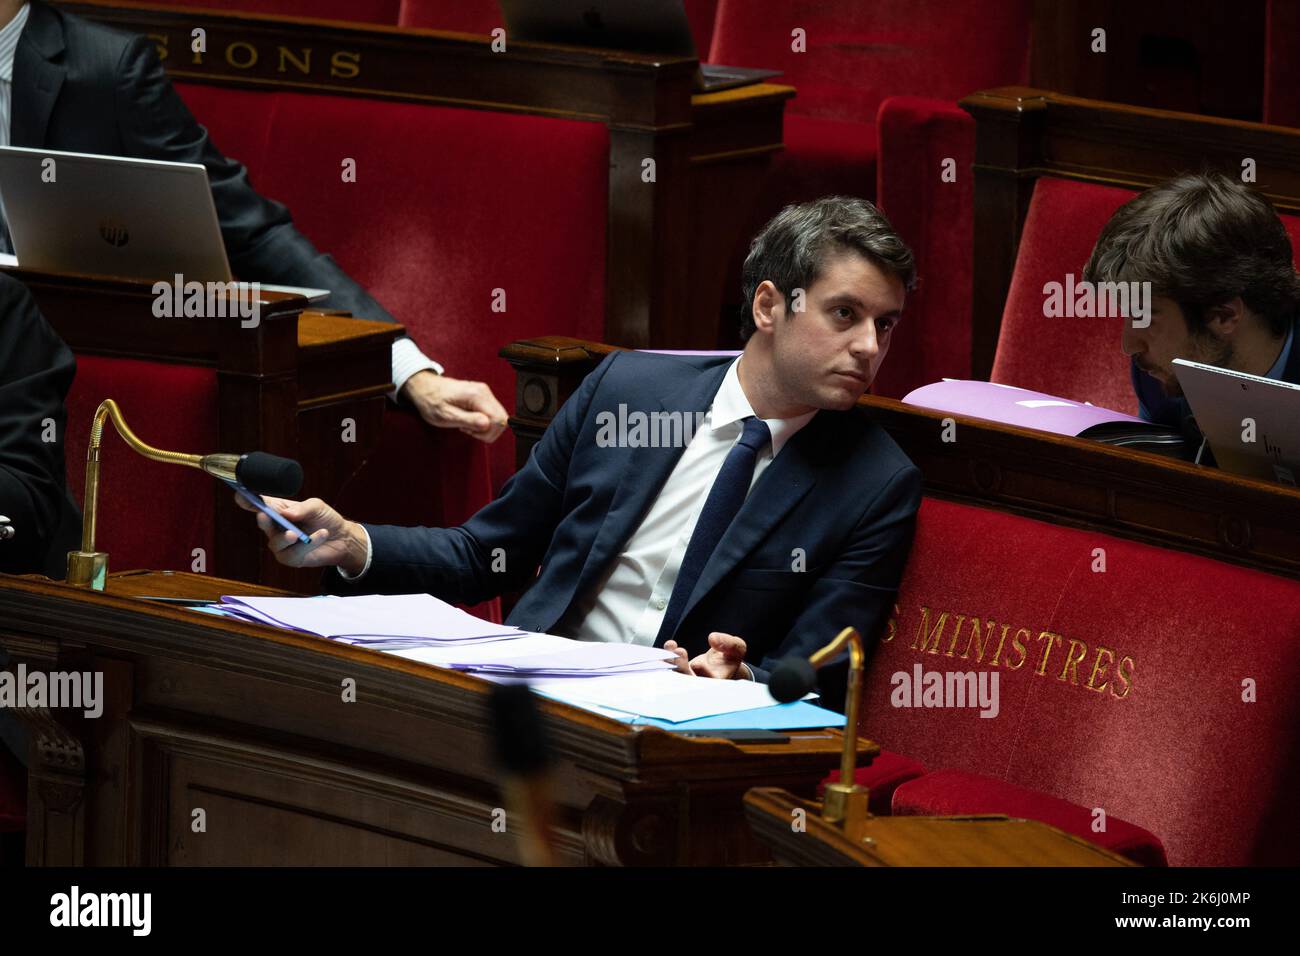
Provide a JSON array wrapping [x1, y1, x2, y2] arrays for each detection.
[[336, 524, 374, 582], [390, 337, 444, 398]]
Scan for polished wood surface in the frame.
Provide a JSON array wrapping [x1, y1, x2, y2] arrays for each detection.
[[0, 570, 871, 866], [744, 788, 1132, 866], [959, 85, 1300, 379], [11, 265, 399, 589], [500, 336, 1300, 580], [62, 0, 793, 350]]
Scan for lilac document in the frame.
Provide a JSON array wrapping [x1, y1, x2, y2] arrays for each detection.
[[902, 380, 1146, 436], [218, 593, 525, 643]]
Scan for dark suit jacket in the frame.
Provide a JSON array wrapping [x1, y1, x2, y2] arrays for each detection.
[[11, 1, 395, 324], [332, 352, 923, 700], [0, 272, 79, 577]]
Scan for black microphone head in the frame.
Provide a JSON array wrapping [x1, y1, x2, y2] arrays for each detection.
[[489, 684, 552, 776], [770, 657, 818, 704], [236, 452, 303, 497]]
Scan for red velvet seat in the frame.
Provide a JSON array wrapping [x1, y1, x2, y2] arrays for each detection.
[[872, 96, 975, 397], [822, 749, 926, 817], [175, 83, 609, 494], [893, 769, 1169, 866], [64, 356, 219, 574], [857, 496, 1300, 866], [709, 0, 1029, 203]]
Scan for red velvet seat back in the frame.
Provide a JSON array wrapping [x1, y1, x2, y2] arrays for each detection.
[[175, 85, 609, 491], [64, 357, 219, 574], [860, 497, 1300, 866], [152, 1, 400, 23], [709, 0, 1030, 124], [990, 177, 1138, 411]]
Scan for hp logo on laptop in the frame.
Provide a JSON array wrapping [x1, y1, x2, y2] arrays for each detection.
[[99, 219, 129, 247]]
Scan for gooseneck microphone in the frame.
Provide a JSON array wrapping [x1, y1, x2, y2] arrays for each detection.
[[65, 398, 305, 589], [771, 626, 870, 828], [200, 451, 304, 497]]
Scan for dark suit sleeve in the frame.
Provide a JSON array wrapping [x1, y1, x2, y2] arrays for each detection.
[[0, 278, 76, 575], [327, 352, 623, 602], [748, 461, 923, 685], [110, 36, 397, 324]]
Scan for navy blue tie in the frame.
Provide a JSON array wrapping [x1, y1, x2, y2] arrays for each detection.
[[655, 415, 771, 648]]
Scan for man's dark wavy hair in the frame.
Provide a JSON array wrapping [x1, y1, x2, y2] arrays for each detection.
[[1084, 171, 1300, 337], [740, 196, 916, 342]]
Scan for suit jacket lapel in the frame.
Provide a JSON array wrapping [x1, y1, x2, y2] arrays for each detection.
[[12, 3, 66, 147], [566, 360, 731, 610], [675, 410, 828, 631]]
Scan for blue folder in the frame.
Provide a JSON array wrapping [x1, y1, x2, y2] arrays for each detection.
[[621, 700, 845, 731]]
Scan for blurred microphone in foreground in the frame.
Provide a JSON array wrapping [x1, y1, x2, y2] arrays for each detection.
[[489, 684, 558, 866], [770, 626, 869, 827]]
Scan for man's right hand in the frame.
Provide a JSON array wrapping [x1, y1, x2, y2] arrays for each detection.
[[234, 494, 368, 574]]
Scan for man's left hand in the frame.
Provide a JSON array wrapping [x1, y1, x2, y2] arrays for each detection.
[[664, 632, 750, 680], [401, 370, 509, 443]]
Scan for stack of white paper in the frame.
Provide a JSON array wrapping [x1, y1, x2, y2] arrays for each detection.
[[438, 640, 675, 677], [525, 669, 793, 722], [217, 593, 525, 648]]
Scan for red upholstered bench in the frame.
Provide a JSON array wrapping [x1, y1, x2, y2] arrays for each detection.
[[822, 750, 927, 817], [854, 496, 1300, 866], [893, 769, 1168, 866]]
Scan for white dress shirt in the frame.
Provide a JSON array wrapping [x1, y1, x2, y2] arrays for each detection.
[[559, 357, 817, 649], [344, 358, 818, 655]]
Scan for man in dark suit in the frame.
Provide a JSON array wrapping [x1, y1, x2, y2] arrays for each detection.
[[2, 0, 508, 441], [1085, 172, 1300, 441], [243, 198, 923, 700]]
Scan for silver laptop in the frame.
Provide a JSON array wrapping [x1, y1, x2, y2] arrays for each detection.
[[0, 145, 326, 299], [1173, 357, 1300, 486], [498, 0, 780, 92]]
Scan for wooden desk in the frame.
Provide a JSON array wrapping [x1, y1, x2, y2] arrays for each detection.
[[10, 266, 399, 589], [500, 336, 1300, 580], [744, 788, 1132, 866], [63, 0, 794, 349], [0, 570, 870, 866]]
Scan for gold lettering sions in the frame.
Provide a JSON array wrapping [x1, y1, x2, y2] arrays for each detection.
[[1003, 627, 1030, 670], [944, 614, 966, 657], [1058, 638, 1089, 684], [278, 47, 312, 75], [1085, 646, 1115, 694], [226, 41, 259, 70], [330, 50, 361, 79], [1034, 630, 1062, 676], [988, 622, 1011, 667], [957, 617, 996, 664], [911, 607, 948, 655], [1111, 655, 1135, 700]]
